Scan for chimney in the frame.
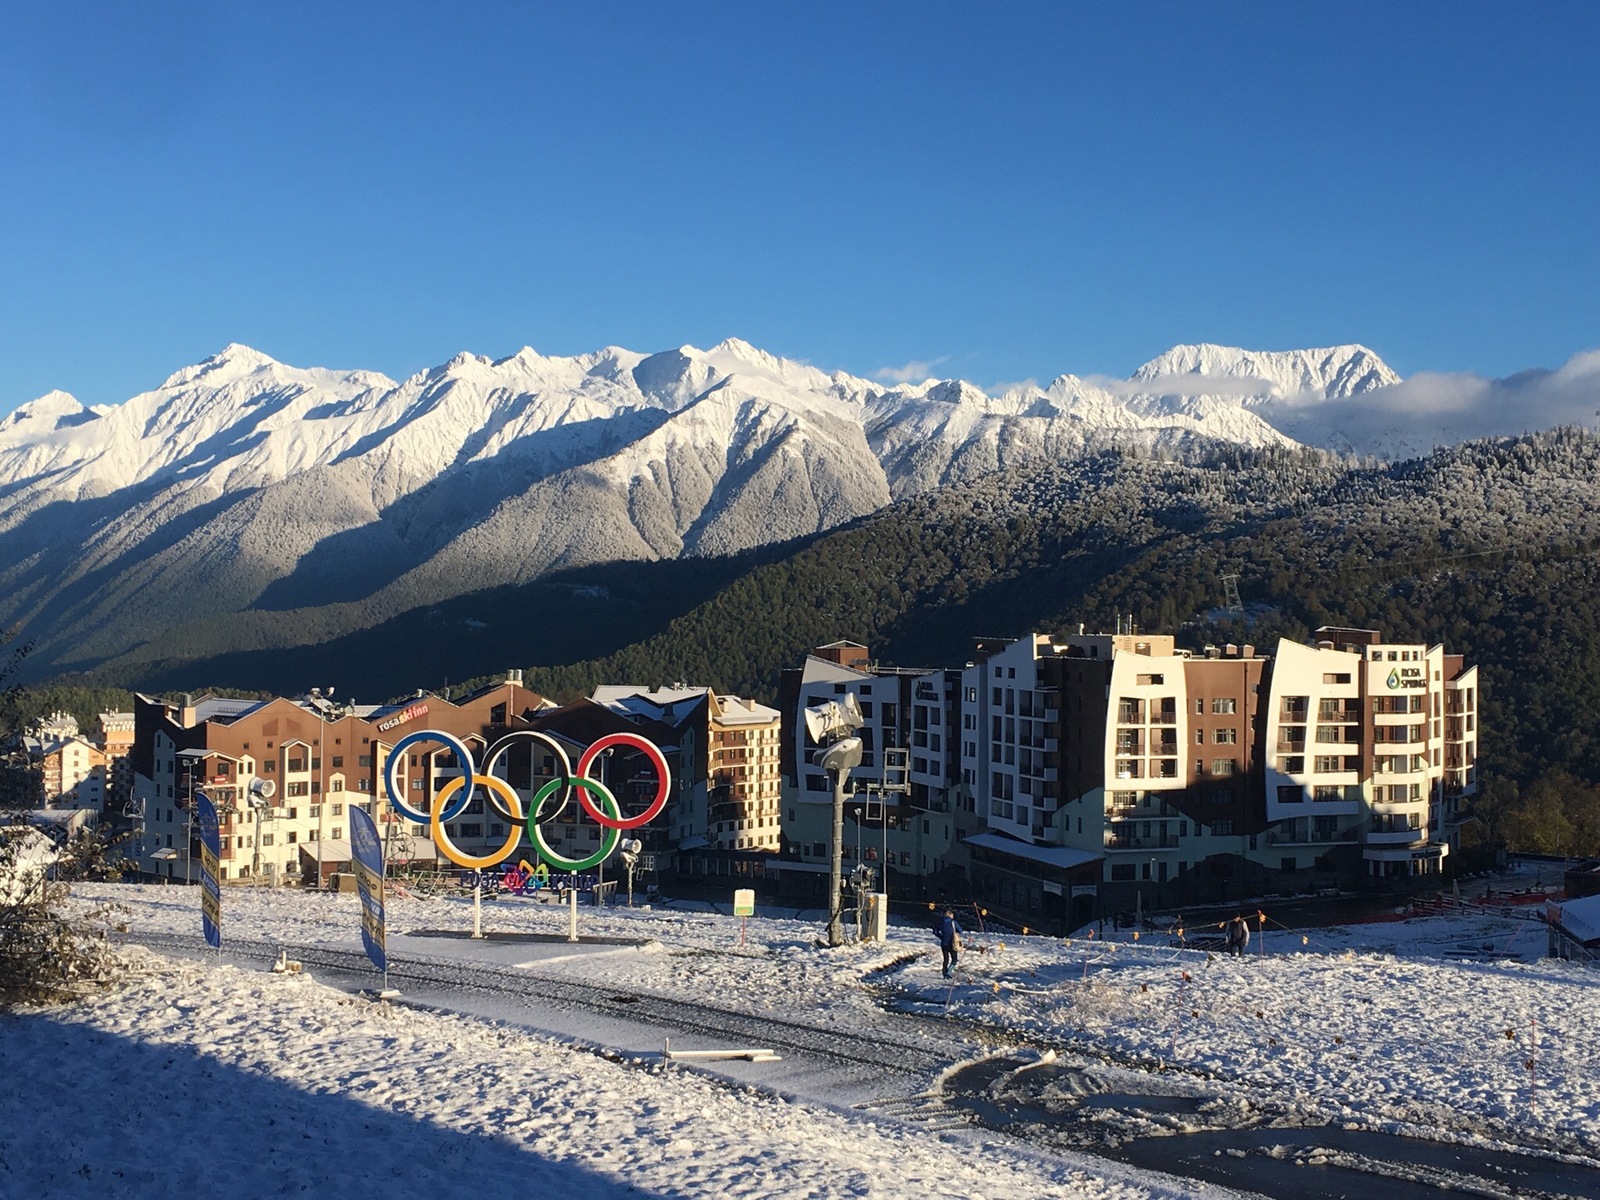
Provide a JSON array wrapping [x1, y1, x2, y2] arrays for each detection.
[[507, 668, 524, 687]]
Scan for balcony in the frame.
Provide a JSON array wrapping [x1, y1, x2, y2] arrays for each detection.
[[1265, 826, 1358, 847], [1105, 833, 1179, 850], [1366, 828, 1427, 847]]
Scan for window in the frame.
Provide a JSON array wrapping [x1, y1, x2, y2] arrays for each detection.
[[1210, 758, 1236, 776], [332, 804, 343, 816], [1214, 729, 1236, 744], [1322, 673, 1351, 684], [358, 754, 372, 767], [1195, 699, 1204, 714], [1110, 863, 1136, 881], [332, 827, 342, 840], [331, 756, 343, 767], [1195, 729, 1205, 744], [260, 833, 274, 846], [1212, 819, 1233, 835], [1277, 785, 1303, 804], [1212, 698, 1237, 714], [1137, 673, 1164, 686]]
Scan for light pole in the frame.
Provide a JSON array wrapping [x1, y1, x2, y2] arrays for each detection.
[[307, 687, 340, 890], [804, 696, 864, 948]]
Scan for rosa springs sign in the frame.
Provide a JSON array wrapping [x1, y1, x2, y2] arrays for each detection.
[[381, 729, 670, 871], [1386, 665, 1427, 691]]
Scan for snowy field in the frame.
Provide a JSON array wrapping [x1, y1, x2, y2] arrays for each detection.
[[3, 874, 1597, 1198]]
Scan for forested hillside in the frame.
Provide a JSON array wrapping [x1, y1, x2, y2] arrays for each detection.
[[511, 430, 1600, 851]]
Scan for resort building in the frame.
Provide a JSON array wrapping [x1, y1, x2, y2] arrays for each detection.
[[775, 626, 1481, 929]]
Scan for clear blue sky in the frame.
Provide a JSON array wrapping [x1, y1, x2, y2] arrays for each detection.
[[2, 1, 1596, 413]]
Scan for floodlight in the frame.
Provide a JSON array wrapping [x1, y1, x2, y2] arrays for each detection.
[[816, 736, 864, 775], [804, 694, 864, 744]]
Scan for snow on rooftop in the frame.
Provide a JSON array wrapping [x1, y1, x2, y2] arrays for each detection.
[[1556, 893, 1600, 945], [965, 831, 1101, 871]]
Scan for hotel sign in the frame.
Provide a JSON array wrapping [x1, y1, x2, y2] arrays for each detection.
[[377, 702, 429, 733], [1386, 666, 1426, 691]]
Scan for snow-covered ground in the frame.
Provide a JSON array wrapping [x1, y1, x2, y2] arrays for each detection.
[[4, 874, 1598, 1198]]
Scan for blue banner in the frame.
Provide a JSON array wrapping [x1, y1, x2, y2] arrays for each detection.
[[349, 806, 387, 974], [195, 791, 222, 950]]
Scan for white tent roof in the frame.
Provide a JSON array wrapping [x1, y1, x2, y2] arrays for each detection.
[[1555, 893, 1600, 945], [964, 831, 1101, 871]]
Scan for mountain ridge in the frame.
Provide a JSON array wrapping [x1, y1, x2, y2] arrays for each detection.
[[0, 336, 1592, 683]]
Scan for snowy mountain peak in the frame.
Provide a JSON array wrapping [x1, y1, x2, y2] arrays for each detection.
[[1132, 343, 1400, 400], [159, 343, 281, 390], [1, 390, 97, 436]]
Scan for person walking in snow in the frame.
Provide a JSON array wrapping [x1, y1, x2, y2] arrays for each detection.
[[1225, 914, 1250, 956], [934, 909, 962, 978]]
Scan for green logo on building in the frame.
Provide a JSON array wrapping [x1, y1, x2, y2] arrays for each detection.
[[1386, 668, 1401, 690]]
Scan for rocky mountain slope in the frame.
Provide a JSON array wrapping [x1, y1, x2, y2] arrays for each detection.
[[0, 335, 1570, 681]]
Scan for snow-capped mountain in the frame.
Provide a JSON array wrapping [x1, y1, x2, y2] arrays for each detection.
[[0, 334, 1545, 680]]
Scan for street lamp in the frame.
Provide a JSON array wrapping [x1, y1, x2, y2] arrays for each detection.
[[804, 695, 864, 947]]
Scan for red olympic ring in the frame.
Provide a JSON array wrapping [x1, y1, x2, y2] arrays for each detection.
[[575, 733, 672, 830]]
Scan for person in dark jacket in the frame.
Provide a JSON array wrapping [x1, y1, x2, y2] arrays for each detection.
[[1226, 914, 1250, 956], [934, 909, 962, 978]]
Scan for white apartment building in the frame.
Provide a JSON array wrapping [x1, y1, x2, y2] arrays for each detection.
[[780, 647, 958, 890], [1265, 627, 1478, 878]]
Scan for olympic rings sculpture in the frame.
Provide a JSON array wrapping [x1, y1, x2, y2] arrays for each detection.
[[381, 728, 670, 873]]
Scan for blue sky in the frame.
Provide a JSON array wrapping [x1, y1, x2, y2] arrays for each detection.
[[2, 1, 1596, 414]]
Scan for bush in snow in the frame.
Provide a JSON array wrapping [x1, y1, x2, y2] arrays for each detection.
[[0, 826, 128, 1007]]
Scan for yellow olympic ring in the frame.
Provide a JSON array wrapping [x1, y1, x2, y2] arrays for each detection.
[[431, 773, 524, 869]]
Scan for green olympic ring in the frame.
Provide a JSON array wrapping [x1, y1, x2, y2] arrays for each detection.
[[528, 776, 621, 871]]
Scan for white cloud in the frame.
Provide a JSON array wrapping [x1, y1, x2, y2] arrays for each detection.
[[1260, 349, 1600, 457], [874, 356, 950, 384], [985, 378, 1041, 396]]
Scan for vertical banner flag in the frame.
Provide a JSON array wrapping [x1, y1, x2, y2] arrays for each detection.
[[195, 791, 222, 950], [349, 805, 387, 974]]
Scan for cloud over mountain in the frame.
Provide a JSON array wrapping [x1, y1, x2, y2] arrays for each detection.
[[1261, 348, 1600, 458]]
